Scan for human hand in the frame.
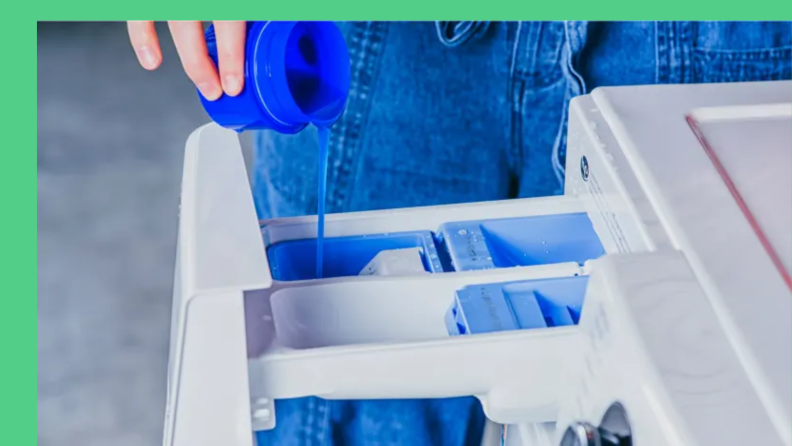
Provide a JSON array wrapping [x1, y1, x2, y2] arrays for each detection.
[[127, 21, 247, 100]]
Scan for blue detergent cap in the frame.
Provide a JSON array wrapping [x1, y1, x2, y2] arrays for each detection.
[[200, 21, 350, 133]]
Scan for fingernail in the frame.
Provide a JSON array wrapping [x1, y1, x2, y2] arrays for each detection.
[[223, 75, 242, 96], [137, 46, 159, 70], [198, 82, 222, 101]]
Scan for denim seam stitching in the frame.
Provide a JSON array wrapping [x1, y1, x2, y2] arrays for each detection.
[[302, 396, 316, 446], [511, 79, 526, 182], [680, 21, 693, 84], [552, 21, 588, 185], [656, 21, 670, 83], [316, 398, 331, 446], [693, 46, 792, 59], [508, 21, 527, 177]]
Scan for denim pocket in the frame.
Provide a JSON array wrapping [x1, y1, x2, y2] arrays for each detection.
[[693, 21, 792, 83]]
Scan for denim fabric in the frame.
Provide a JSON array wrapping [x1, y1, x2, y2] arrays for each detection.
[[253, 21, 791, 446]]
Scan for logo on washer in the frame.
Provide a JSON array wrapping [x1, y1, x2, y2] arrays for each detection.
[[580, 156, 589, 181]]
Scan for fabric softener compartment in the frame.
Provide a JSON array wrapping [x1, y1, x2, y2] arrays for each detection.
[[437, 213, 604, 271], [446, 275, 589, 336]]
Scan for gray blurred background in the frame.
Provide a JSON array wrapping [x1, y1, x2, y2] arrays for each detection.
[[37, 22, 251, 446]]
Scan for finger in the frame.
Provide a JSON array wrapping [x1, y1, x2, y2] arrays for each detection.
[[213, 21, 247, 96], [168, 21, 222, 100], [127, 21, 162, 70]]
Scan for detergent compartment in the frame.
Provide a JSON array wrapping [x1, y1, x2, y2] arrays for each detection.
[[267, 231, 444, 281]]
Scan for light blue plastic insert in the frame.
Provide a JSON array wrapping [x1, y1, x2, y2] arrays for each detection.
[[437, 213, 604, 271], [267, 231, 444, 281], [446, 276, 588, 335]]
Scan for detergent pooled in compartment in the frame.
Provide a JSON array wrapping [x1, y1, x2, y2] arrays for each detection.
[[359, 247, 428, 277]]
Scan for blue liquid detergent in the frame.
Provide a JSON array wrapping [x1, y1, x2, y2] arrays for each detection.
[[315, 126, 330, 278]]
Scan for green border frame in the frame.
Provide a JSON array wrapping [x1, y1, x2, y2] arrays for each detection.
[[12, 15, 34, 446], [35, 1, 792, 20], [31, 8, 792, 446]]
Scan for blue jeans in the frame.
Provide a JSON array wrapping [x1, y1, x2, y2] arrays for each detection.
[[252, 21, 791, 446]]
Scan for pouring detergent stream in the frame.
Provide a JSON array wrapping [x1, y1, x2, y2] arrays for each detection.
[[198, 21, 350, 278]]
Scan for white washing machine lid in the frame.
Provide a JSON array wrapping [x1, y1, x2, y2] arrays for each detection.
[[590, 81, 792, 442]]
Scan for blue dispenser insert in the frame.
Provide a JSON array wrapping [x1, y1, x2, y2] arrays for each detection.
[[266, 213, 605, 281], [446, 276, 589, 335], [437, 213, 605, 271], [267, 231, 444, 281]]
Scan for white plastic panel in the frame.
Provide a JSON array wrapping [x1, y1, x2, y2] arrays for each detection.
[[181, 124, 272, 292], [166, 124, 274, 446], [566, 94, 669, 255], [591, 82, 792, 443], [171, 292, 254, 446], [689, 104, 792, 283], [558, 251, 785, 446]]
